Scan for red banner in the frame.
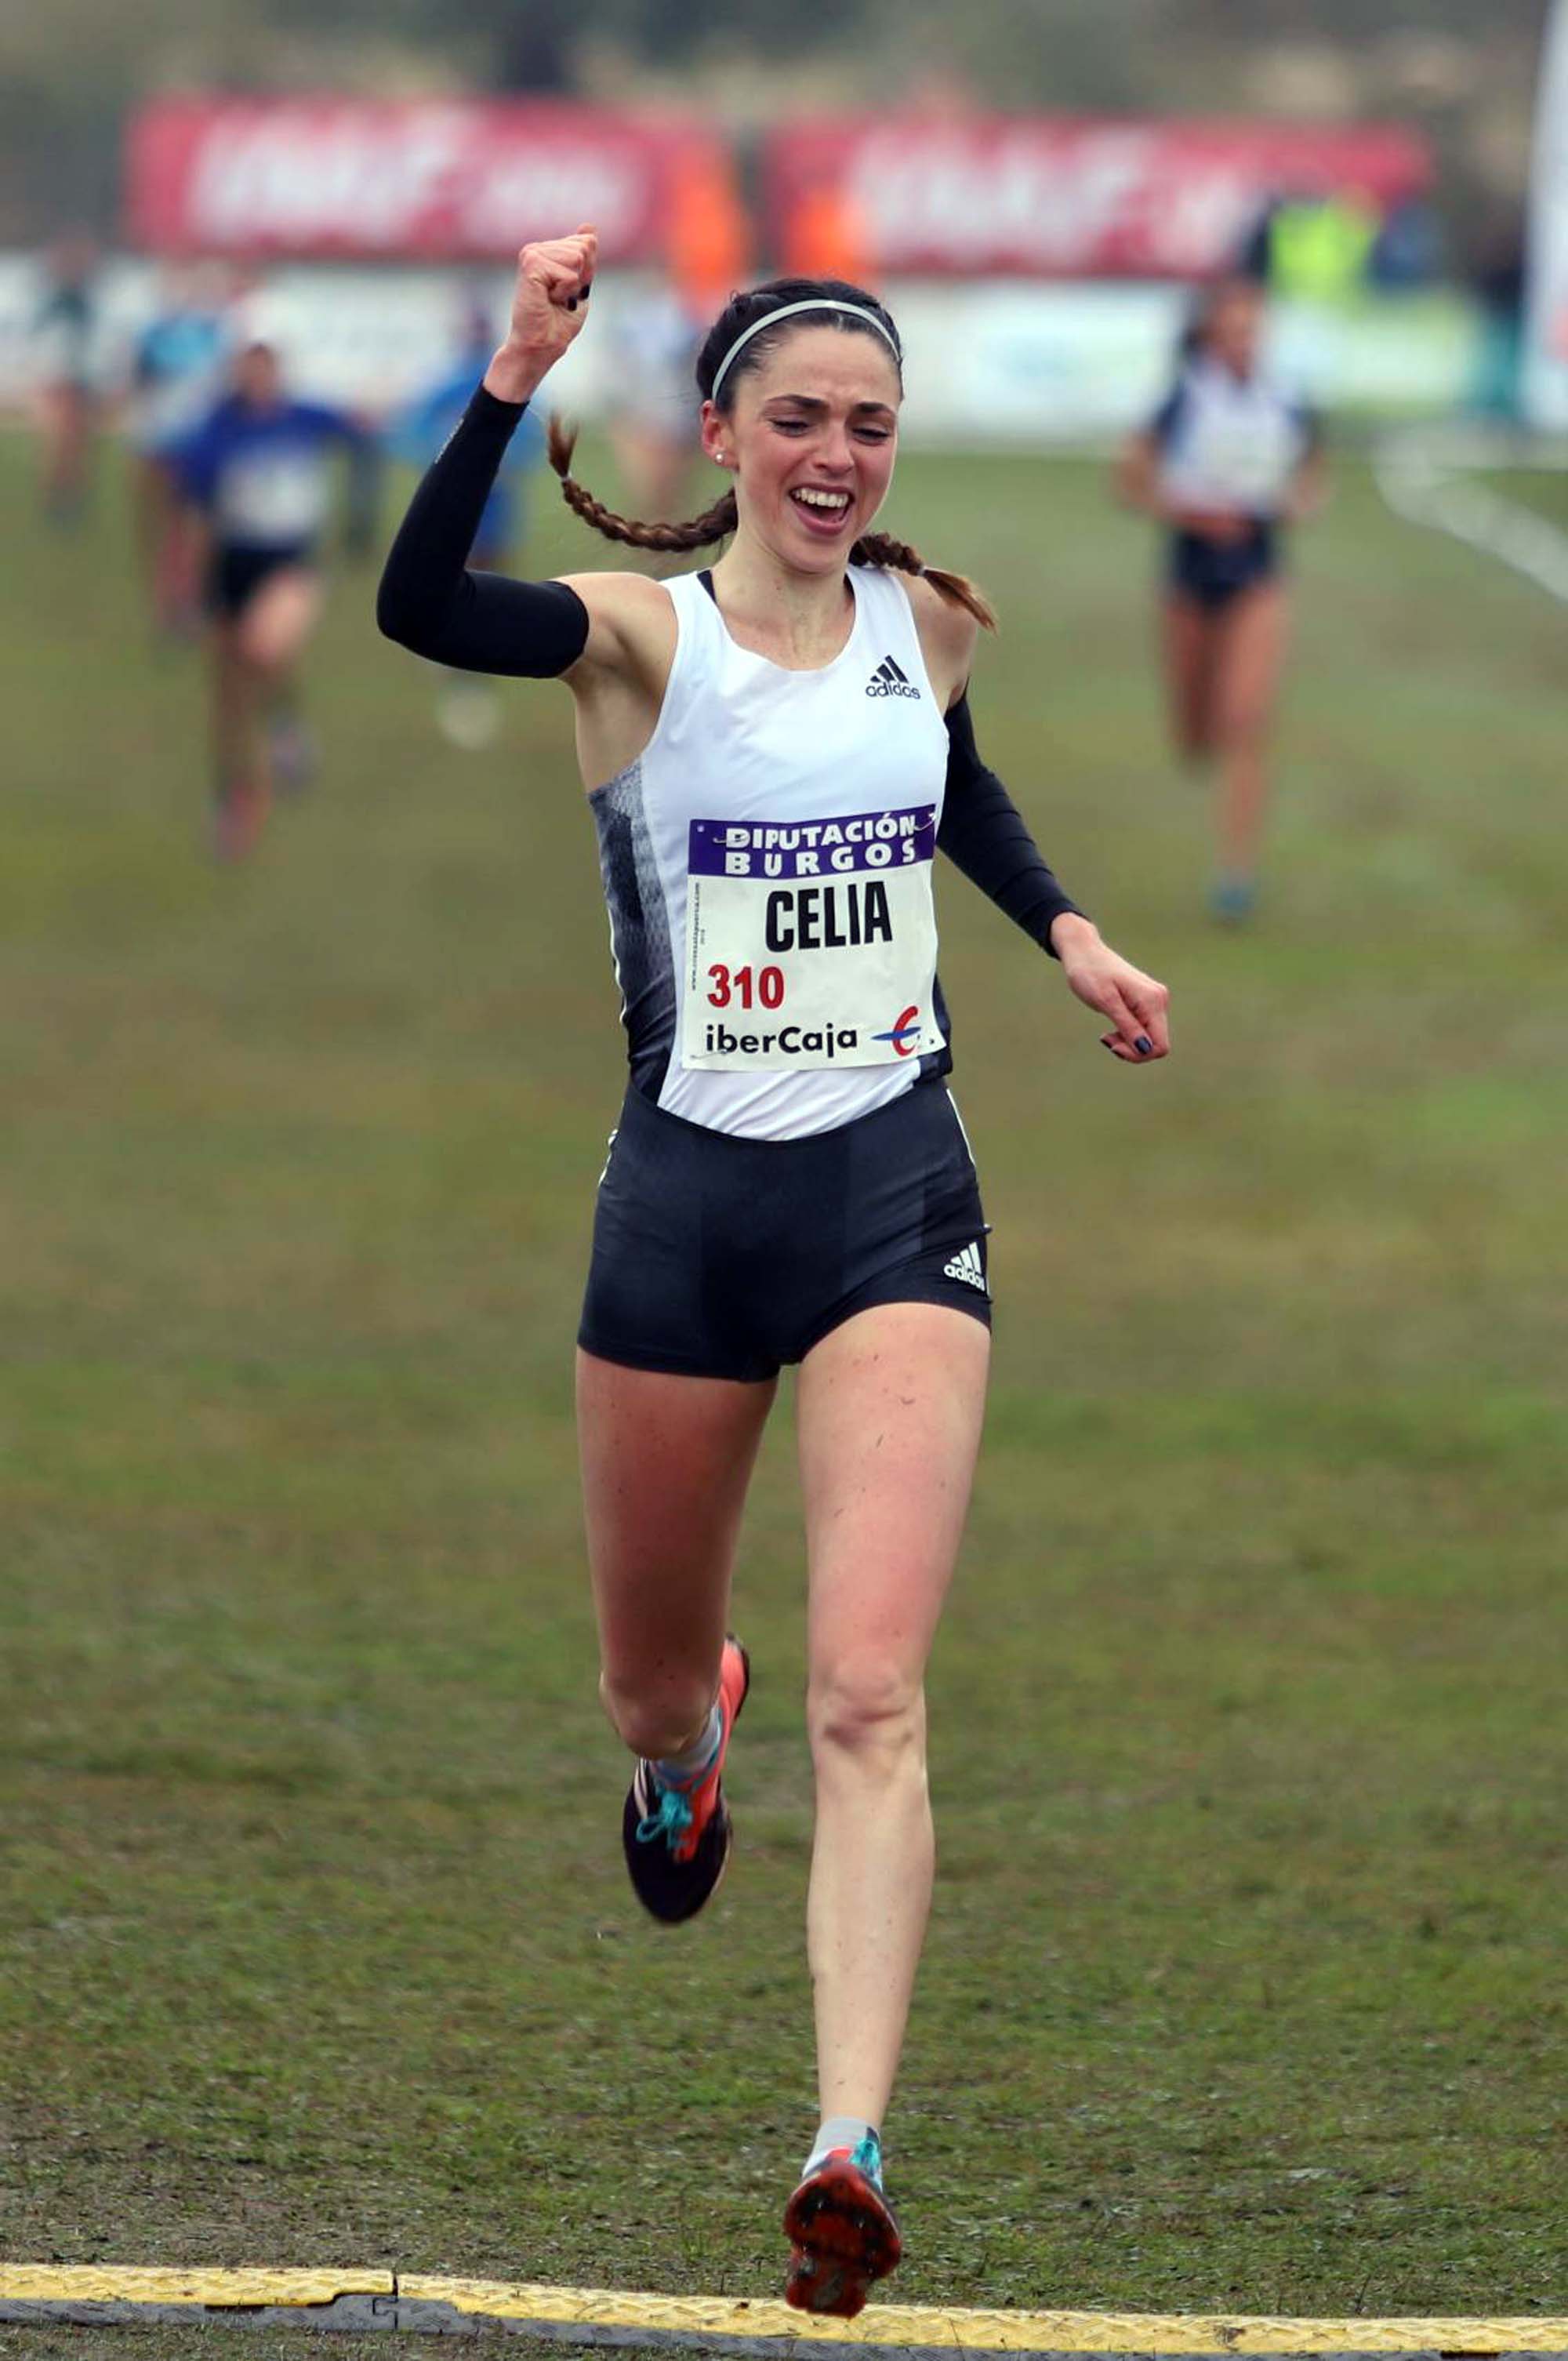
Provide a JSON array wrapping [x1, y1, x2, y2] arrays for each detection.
[[765, 117, 1434, 281], [125, 98, 723, 263]]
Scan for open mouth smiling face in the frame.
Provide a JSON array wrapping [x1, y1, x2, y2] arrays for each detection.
[[709, 325, 903, 566]]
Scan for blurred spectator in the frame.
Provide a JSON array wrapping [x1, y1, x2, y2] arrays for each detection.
[[31, 232, 101, 527], [124, 262, 238, 638], [1469, 212, 1526, 421], [596, 147, 752, 546], [666, 144, 751, 318], [1367, 197, 1444, 290], [605, 276, 707, 539], [781, 172, 877, 289], [1242, 191, 1379, 302]]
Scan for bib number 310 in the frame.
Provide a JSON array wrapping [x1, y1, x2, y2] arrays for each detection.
[[707, 964, 786, 1011]]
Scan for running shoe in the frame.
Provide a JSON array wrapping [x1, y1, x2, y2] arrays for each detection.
[[268, 714, 318, 796], [783, 2134, 902, 2319], [1209, 875, 1258, 924], [621, 1636, 750, 1925]]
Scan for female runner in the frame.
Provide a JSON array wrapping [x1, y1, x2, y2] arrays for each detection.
[[31, 234, 100, 529], [1116, 274, 1327, 921], [378, 226, 1171, 2316], [171, 333, 376, 859]]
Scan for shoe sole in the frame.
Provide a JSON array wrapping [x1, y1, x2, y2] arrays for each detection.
[[785, 2245, 873, 2319], [782, 2157, 902, 2316]]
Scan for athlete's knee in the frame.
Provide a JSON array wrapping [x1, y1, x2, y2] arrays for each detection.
[[598, 1664, 716, 1761], [808, 1655, 925, 1768], [239, 628, 294, 678]]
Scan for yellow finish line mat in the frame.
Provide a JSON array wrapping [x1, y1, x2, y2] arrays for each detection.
[[2, 2270, 1568, 2356]]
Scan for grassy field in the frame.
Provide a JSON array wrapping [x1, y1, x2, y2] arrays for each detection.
[[2, 424, 1566, 2330], [1477, 465, 1568, 531]]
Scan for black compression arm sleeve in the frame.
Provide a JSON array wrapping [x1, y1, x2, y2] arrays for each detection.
[[938, 695, 1087, 957], [376, 383, 590, 677]]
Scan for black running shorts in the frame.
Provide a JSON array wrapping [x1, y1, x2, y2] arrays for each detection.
[[1167, 522, 1279, 610], [579, 1080, 993, 1382], [206, 540, 314, 619]]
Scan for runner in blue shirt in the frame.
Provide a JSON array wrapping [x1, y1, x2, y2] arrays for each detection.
[[386, 301, 544, 749], [169, 336, 377, 859]]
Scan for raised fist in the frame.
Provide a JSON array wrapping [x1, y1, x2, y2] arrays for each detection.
[[491, 225, 598, 396]]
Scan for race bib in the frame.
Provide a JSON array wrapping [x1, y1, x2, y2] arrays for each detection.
[[681, 805, 946, 1071], [217, 451, 329, 544], [1185, 408, 1298, 508]]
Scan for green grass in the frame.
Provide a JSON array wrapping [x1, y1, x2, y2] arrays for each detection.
[[2, 429, 1566, 2321], [1475, 465, 1568, 532]]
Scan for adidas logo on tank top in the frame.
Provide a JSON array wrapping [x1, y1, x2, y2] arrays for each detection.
[[866, 654, 920, 699]]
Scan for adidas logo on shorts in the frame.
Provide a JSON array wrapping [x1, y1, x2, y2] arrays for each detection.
[[866, 654, 920, 699], [942, 1240, 988, 1294]]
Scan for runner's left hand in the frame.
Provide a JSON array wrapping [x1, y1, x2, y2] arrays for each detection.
[[1050, 917, 1171, 1064]]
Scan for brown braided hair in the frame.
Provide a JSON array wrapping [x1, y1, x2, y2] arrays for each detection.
[[546, 279, 996, 630], [548, 416, 738, 556]]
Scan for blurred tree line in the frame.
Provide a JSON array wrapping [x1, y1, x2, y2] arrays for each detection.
[[1, 0, 1548, 267]]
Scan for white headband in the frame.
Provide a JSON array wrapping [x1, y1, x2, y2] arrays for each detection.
[[710, 299, 901, 400]]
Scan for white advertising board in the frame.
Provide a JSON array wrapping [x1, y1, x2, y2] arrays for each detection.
[[0, 256, 1483, 444]]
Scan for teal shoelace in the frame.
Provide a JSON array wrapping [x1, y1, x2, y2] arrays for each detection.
[[636, 1784, 694, 1847], [849, 2134, 884, 2187]]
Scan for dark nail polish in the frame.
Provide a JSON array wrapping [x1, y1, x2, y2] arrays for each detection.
[[1135, 1036, 1152, 1055]]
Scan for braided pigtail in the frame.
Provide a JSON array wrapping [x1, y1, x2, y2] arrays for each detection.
[[851, 530, 998, 631], [547, 416, 736, 554]]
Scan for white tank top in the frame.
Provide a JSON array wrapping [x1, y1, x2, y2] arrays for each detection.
[[588, 563, 953, 1141], [1153, 356, 1311, 518]]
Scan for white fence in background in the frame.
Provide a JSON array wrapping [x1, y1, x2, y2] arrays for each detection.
[[0, 255, 1486, 445]]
